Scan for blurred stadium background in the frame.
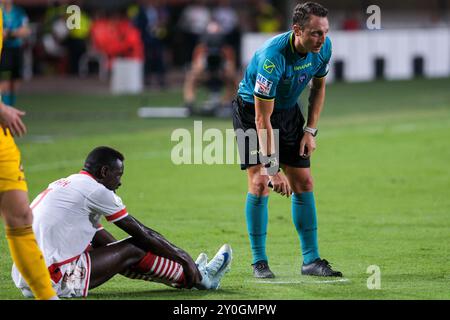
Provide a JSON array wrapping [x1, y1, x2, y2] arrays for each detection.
[[0, 0, 449, 299]]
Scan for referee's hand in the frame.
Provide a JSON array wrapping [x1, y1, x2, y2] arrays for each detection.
[[300, 132, 316, 158], [0, 103, 27, 137], [269, 172, 292, 197]]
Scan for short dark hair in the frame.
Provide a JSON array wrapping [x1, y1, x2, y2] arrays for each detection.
[[293, 2, 328, 28], [83, 146, 124, 177]]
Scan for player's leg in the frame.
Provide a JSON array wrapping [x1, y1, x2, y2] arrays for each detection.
[[283, 165, 342, 277], [89, 239, 194, 289], [88, 238, 146, 289], [0, 190, 32, 227], [245, 165, 274, 278], [122, 244, 232, 290], [1, 190, 58, 300]]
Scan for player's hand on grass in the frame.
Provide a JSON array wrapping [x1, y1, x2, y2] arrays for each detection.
[[0, 103, 27, 137], [269, 171, 292, 197], [300, 132, 316, 158]]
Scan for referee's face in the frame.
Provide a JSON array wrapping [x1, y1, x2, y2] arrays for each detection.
[[294, 15, 329, 53]]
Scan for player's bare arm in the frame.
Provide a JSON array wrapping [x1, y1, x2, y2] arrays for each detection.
[[300, 76, 326, 158], [0, 102, 27, 137], [91, 228, 117, 247], [114, 215, 201, 287], [254, 96, 291, 197]]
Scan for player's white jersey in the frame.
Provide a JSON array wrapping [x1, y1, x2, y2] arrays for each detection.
[[12, 171, 128, 286]]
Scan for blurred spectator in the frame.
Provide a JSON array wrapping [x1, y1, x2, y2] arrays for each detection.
[[183, 20, 238, 117], [38, 1, 67, 73], [0, 0, 31, 106], [212, 0, 238, 37], [90, 12, 144, 70], [212, 0, 241, 66], [133, 0, 169, 89], [178, 0, 210, 63], [255, 0, 282, 33], [65, 5, 91, 75]]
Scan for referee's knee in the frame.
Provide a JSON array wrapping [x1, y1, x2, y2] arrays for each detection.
[[292, 176, 314, 193], [249, 180, 270, 196]]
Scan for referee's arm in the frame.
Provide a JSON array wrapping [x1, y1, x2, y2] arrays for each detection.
[[300, 77, 326, 158], [307, 76, 327, 129], [254, 96, 276, 156]]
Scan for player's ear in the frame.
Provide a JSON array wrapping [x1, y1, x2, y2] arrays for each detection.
[[100, 165, 109, 178]]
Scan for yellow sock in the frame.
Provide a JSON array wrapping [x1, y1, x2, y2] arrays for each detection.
[[6, 225, 57, 300]]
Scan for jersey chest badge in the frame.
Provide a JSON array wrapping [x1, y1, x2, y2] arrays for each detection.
[[299, 73, 308, 83]]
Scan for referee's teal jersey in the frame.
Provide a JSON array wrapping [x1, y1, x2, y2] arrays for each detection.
[[238, 31, 331, 110]]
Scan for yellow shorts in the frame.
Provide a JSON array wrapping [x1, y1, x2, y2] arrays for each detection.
[[0, 130, 28, 193]]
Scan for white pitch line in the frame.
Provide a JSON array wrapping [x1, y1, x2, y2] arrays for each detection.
[[251, 278, 350, 284]]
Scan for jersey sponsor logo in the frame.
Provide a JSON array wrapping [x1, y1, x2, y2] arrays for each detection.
[[255, 73, 273, 96], [294, 62, 312, 71], [263, 59, 276, 74]]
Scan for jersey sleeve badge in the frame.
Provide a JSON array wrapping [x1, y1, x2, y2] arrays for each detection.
[[254, 73, 274, 97], [263, 59, 276, 74]]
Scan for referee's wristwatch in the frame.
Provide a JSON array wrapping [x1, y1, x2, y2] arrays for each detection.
[[303, 126, 318, 137]]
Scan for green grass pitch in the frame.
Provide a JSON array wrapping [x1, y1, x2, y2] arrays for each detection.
[[0, 78, 449, 299]]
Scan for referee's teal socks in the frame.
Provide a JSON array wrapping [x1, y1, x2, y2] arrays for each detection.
[[245, 193, 269, 264], [292, 192, 320, 265]]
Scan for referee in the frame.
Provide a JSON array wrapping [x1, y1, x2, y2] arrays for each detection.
[[232, 2, 342, 278]]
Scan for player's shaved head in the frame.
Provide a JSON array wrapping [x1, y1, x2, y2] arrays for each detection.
[[83, 146, 124, 178]]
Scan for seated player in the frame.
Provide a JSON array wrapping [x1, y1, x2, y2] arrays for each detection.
[[11, 146, 232, 298]]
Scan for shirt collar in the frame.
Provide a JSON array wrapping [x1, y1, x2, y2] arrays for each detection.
[[79, 170, 95, 180], [289, 32, 309, 61]]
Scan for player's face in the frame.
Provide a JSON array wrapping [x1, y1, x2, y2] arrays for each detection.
[[295, 15, 329, 53], [102, 159, 124, 191]]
